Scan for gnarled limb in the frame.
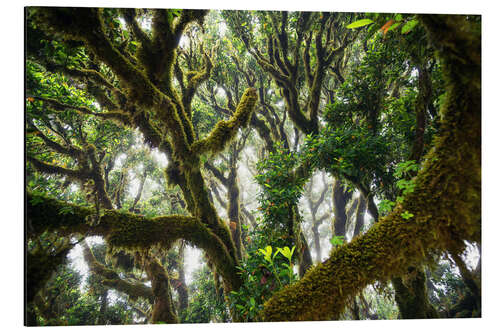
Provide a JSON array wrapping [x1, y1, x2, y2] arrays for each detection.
[[27, 192, 242, 291], [191, 88, 258, 156], [81, 242, 154, 304]]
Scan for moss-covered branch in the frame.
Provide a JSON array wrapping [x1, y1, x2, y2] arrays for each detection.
[[33, 96, 130, 124], [182, 52, 213, 117], [81, 242, 154, 303], [27, 119, 82, 158], [27, 241, 73, 304], [191, 88, 258, 156], [260, 14, 480, 321], [27, 192, 242, 290], [27, 156, 86, 181], [144, 257, 178, 323]]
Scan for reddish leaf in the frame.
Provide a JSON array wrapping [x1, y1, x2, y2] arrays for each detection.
[[380, 19, 395, 35]]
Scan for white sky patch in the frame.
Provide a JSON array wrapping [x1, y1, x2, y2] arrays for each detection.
[[218, 18, 228, 36], [184, 245, 203, 284], [152, 149, 168, 167], [114, 153, 127, 168], [118, 17, 127, 30], [138, 15, 152, 32], [68, 236, 105, 291], [179, 35, 189, 48], [128, 173, 141, 198]]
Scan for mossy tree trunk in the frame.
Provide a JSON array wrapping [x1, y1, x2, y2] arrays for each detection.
[[332, 178, 352, 238], [145, 257, 179, 324], [352, 195, 366, 238], [392, 267, 439, 319]]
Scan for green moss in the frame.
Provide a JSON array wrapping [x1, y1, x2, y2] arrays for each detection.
[[191, 88, 258, 156], [27, 192, 94, 237], [145, 257, 179, 324], [27, 192, 242, 290], [183, 166, 241, 269]]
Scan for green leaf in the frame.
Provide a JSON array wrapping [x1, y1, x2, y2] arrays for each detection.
[[30, 196, 44, 206], [401, 19, 419, 34], [272, 248, 280, 260], [259, 245, 273, 263], [278, 246, 293, 261], [346, 19, 374, 29], [386, 22, 401, 33], [401, 211, 414, 220], [59, 206, 74, 215], [330, 235, 345, 247]]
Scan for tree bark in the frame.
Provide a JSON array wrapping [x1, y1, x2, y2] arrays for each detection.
[[145, 257, 178, 324]]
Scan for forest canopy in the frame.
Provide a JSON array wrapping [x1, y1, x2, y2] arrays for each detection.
[[25, 7, 480, 325]]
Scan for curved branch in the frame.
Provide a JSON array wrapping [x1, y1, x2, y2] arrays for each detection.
[[27, 155, 85, 181], [191, 88, 258, 156], [27, 119, 82, 158], [81, 242, 154, 303], [33, 96, 131, 124], [27, 192, 242, 290]]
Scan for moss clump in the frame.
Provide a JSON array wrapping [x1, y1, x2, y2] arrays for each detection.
[[27, 192, 94, 237]]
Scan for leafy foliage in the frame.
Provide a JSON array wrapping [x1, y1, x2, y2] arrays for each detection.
[[254, 144, 308, 249], [228, 245, 297, 322]]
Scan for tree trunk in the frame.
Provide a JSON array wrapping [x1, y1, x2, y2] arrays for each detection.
[[392, 266, 439, 319], [97, 289, 108, 325], [144, 257, 179, 324], [332, 178, 351, 237], [311, 223, 321, 262], [227, 165, 244, 260], [353, 195, 366, 238]]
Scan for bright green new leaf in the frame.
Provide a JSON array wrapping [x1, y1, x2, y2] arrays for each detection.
[[401, 211, 414, 219], [401, 19, 419, 34], [386, 22, 401, 33], [330, 235, 345, 247], [258, 245, 273, 263], [346, 19, 374, 29]]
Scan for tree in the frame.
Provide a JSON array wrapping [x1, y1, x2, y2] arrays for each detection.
[[26, 8, 480, 324]]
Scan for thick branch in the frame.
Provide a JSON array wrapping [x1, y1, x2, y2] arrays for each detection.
[[81, 242, 154, 303], [191, 88, 258, 156], [33, 96, 130, 124], [27, 156, 85, 181], [27, 192, 242, 290]]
